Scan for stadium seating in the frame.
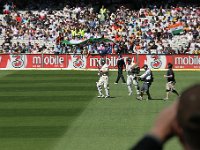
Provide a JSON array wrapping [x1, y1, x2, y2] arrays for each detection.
[[0, 4, 199, 54]]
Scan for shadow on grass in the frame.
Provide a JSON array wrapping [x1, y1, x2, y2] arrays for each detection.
[[150, 98, 165, 101]]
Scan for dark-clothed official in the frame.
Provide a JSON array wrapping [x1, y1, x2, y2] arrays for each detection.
[[114, 55, 126, 84]]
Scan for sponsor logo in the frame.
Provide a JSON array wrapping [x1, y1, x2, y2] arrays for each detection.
[[11, 55, 24, 68], [90, 56, 133, 67], [90, 57, 118, 67], [33, 55, 64, 65], [150, 55, 162, 69], [90, 57, 99, 67], [175, 56, 200, 65], [73, 55, 84, 68], [33, 56, 42, 64]]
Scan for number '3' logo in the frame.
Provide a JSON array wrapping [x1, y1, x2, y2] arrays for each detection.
[[12, 55, 24, 68]]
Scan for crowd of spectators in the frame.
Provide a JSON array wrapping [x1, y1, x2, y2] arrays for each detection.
[[0, 2, 199, 55]]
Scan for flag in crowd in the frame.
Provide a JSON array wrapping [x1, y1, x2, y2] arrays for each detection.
[[168, 22, 184, 35]]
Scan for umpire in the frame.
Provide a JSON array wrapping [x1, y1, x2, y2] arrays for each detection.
[[114, 55, 126, 84]]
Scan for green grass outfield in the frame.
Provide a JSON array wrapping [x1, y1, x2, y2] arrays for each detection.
[[0, 70, 199, 150]]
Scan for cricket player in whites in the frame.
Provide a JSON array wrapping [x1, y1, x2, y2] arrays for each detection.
[[96, 58, 110, 98], [126, 58, 140, 96]]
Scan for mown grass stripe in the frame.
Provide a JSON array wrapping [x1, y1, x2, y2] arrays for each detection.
[[6, 73, 96, 78], [0, 117, 76, 127], [6, 70, 97, 75], [0, 83, 95, 87], [0, 79, 97, 84], [0, 86, 95, 92], [2, 77, 97, 80], [0, 91, 95, 96], [0, 126, 67, 138], [0, 70, 98, 150], [0, 102, 92, 109], [0, 108, 83, 117], [0, 96, 93, 102]]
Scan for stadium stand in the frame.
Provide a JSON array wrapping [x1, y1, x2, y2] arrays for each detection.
[[0, 2, 199, 54]]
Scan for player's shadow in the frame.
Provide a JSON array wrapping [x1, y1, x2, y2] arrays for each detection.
[[108, 96, 116, 99], [149, 98, 164, 101]]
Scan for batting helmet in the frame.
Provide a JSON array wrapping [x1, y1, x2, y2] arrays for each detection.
[[168, 63, 173, 69], [142, 64, 148, 70], [127, 57, 131, 62], [142, 64, 148, 69], [101, 58, 106, 65]]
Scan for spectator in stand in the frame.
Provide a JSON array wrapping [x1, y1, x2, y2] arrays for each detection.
[[163, 44, 173, 54], [156, 41, 164, 54], [192, 45, 200, 54], [192, 27, 199, 41], [97, 43, 106, 55], [133, 42, 141, 54], [0, 3, 199, 54], [3, 3, 11, 14], [148, 40, 158, 53]]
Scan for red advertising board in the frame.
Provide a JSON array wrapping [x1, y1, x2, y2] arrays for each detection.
[[138, 55, 173, 69], [173, 55, 200, 69], [0, 54, 27, 68], [0, 54, 199, 69], [26, 54, 43, 68], [43, 54, 67, 68], [27, 54, 68, 68], [86, 54, 137, 69], [67, 55, 87, 69], [0, 54, 10, 68]]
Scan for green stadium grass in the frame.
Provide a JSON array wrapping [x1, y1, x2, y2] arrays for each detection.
[[0, 70, 199, 150]]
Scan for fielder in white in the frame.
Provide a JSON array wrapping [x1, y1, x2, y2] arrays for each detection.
[[96, 58, 110, 98], [126, 58, 140, 96]]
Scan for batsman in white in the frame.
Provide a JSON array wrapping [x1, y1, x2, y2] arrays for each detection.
[[126, 57, 140, 96], [96, 58, 110, 98]]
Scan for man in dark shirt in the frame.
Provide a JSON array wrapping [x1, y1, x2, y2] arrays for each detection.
[[192, 27, 199, 40], [163, 44, 172, 54], [114, 55, 126, 84], [163, 63, 179, 100], [131, 84, 200, 150]]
